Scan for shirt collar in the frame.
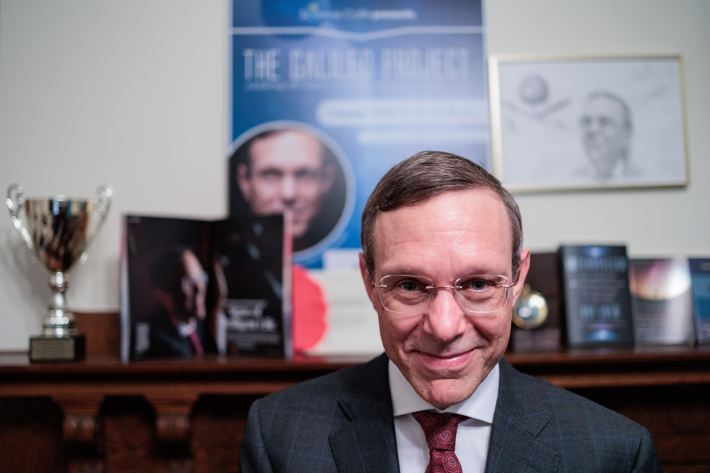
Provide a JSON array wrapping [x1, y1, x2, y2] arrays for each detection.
[[177, 319, 197, 337], [388, 359, 499, 424]]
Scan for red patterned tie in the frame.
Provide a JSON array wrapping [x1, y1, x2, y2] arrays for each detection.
[[188, 330, 204, 357], [413, 411, 466, 473]]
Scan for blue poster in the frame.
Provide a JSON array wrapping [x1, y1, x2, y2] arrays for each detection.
[[229, 0, 487, 268]]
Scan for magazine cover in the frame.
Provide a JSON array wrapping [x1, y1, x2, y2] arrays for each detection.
[[120, 214, 290, 361]]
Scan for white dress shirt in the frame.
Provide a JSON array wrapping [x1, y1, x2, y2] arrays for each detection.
[[389, 361, 499, 473]]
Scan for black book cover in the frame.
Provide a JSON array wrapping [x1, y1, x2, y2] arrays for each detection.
[[120, 214, 291, 361], [559, 245, 634, 347]]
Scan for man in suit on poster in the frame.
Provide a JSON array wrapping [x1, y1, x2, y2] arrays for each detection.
[[239, 151, 661, 472]]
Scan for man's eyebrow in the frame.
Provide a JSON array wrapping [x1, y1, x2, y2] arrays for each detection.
[[255, 167, 284, 175], [378, 265, 509, 278]]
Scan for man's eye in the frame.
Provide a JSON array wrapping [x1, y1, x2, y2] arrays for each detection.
[[295, 169, 320, 181], [461, 278, 489, 291], [398, 280, 418, 291], [395, 279, 426, 292], [257, 170, 283, 181], [599, 117, 617, 128]]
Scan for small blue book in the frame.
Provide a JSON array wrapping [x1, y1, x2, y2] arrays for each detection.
[[689, 258, 710, 344]]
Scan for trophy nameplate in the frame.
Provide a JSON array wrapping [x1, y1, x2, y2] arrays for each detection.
[[6, 184, 112, 362], [30, 335, 86, 362]]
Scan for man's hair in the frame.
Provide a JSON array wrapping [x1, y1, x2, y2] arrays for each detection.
[[238, 128, 326, 173], [360, 151, 523, 279], [586, 91, 633, 131]]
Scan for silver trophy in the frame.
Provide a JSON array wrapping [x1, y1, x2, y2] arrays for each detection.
[[6, 184, 112, 361]]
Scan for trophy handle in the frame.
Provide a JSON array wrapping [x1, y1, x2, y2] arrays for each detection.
[[75, 185, 113, 264], [6, 183, 24, 218], [94, 185, 113, 225], [5, 183, 34, 251]]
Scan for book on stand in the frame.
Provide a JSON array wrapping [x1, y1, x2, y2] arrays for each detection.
[[690, 257, 710, 344], [120, 214, 291, 361], [628, 258, 695, 346], [559, 245, 634, 347]]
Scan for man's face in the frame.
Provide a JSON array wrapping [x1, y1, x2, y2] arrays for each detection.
[[579, 96, 632, 178], [238, 131, 335, 238], [173, 250, 208, 323], [360, 189, 529, 409]]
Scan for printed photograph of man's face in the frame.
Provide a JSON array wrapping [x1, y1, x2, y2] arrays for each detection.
[[229, 125, 349, 255]]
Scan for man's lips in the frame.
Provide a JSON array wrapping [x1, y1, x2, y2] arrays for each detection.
[[414, 348, 475, 372]]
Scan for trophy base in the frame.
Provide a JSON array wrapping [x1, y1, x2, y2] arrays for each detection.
[[29, 334, 86, 362]]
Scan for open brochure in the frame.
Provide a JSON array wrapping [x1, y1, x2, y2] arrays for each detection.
[[120, 214, 291, 361]]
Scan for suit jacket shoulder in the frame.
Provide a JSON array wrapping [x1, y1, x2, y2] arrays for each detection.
[[486, 359, 662, 473], [240, 354, 399, 473]]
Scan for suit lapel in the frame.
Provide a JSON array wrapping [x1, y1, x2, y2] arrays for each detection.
[[327, 356, 559, 473], [329, 354, 400, 473], [485, 360, 558, 473]]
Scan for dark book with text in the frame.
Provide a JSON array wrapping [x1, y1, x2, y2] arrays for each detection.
[[559, 245, 634, 347]]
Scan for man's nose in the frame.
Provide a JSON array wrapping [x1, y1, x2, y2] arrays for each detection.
[[587, 117, 603, 133], [421, 288, 466, 342], [280, 175, 297, 202]]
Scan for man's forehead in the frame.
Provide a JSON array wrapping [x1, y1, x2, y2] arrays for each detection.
[[371, 189, 512, 266], [587, 96, 625, 117], [250, 131, 322, 163], [182, 251, 204, 274]]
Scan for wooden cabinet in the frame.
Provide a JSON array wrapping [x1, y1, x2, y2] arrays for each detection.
[[1, 313, 709, 472]]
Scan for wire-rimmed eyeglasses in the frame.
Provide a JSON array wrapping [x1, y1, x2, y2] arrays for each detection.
[[373, 274, 515, 316]]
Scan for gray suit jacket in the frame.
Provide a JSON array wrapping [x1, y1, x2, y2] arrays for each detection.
[[240, 354, 661, 472]]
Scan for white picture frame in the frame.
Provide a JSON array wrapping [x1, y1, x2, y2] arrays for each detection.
[[489, 55, 689, 192]]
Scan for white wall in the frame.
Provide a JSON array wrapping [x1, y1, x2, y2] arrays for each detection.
[[1, 0, 708, 350], [487, 0, 710, 256]]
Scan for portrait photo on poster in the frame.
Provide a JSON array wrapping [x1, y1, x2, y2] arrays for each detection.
[[228, 121, 354, 260], [489, 55, 689, 192]]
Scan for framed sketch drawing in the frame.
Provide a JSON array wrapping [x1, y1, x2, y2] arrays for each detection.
[[489, 55, 688, 192]]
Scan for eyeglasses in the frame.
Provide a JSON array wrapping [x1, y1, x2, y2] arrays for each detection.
[[373, 274, 515, 317]]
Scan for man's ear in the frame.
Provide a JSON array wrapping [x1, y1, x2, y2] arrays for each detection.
[[510, 248, 531, 305], [237, 163, 252, 199], [359, 252, 377, 308]]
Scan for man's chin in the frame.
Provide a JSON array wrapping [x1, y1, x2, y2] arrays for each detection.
[[291, 221, 310, 239], [417, 378, 476, 410]]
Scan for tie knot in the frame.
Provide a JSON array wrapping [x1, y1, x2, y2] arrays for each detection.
[[412, 411, 466, 451]]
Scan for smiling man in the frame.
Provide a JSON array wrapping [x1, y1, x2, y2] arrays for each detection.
[[239, 151, 661, 473]]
